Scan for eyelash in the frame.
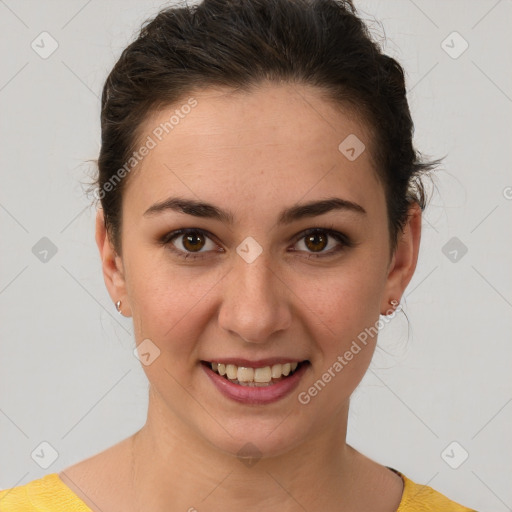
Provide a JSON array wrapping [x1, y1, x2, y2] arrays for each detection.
[[159, 225, 354, 261]]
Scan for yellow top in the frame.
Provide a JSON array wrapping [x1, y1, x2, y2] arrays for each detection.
[[0, 469, 477, 511]]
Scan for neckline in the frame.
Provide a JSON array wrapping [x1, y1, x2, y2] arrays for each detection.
[[46, 468, 409, 511], [386, 467, 409, 510]]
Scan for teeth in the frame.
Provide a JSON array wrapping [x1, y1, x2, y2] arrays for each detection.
[[226, 364, 237, 380], [209, 361, 302, 384], [238, 367, 254, 382], [254, 366, 272, 382], [271, 363, 282, 378]]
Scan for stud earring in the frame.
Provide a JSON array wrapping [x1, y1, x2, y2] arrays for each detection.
[[382, 298, 400, 316], [115, 300, 122, 314]]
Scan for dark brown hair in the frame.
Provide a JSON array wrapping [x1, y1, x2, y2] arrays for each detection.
[[92, 0, 440, 256]]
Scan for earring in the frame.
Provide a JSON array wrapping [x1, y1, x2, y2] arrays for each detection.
[[115, 300, 122, 314], [382, 298, 400, 316]]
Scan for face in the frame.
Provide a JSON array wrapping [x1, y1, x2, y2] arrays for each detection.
[[96, 82, 420, 458]]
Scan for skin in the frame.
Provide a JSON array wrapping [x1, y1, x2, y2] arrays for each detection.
[[59, 82, 421, 512]]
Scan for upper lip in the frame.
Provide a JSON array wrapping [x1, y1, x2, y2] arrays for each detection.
[[201, 358, 308, 368]]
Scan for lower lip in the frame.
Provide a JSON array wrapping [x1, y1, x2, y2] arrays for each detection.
[[201, 362, 309, 405]]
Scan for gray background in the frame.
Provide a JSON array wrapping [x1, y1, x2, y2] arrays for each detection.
[[1, 1, 511, 510]]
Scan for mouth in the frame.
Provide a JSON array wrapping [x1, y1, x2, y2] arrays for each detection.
[[200, 360, 309, 387]]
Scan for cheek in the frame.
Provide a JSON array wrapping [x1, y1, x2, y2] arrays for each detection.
[[307, 256, 387, 346], [296, 273, 384, 412], [126, 252, 223, 359]]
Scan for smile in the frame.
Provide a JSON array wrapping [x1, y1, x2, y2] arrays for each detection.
[[201, 359, 310, 404], [205, 361, 305, 387]]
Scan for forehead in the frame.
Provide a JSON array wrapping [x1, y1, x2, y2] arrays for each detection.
[[124, 82, 384, 222]]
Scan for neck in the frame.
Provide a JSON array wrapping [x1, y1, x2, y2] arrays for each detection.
[[128, 387, 359, 512]]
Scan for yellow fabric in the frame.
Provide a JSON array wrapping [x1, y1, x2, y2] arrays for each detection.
[[0, 469, 477, 511], [0, 473, 91, 512]]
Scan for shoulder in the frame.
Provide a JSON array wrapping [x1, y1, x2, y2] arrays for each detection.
[[393, 469, 477, 512], [0, 473, 92, 512]]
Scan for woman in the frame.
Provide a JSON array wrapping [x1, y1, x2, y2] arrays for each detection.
[[0, 0, 477, 510]]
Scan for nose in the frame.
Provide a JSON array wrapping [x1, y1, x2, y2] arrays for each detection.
[[218, 248, 292, 344]]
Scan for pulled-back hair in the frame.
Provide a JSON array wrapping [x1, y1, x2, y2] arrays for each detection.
[[93, 0, 440, 255]]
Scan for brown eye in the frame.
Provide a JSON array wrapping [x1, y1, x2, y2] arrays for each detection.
[[304, 232, 328, 252], [160, 228, 221, 260], [293, 228, 352, 258], [181, 231, 206, 252], [160, 227, 352, 261]]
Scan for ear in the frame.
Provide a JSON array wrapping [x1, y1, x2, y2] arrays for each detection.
[[95, 208, 132, 317], [380, 202, 422, 314]]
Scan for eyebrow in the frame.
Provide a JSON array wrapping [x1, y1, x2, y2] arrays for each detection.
[[143, 196, 366, 225]]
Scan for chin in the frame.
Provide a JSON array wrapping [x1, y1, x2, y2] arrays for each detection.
[[190, 406, 318, 462]]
